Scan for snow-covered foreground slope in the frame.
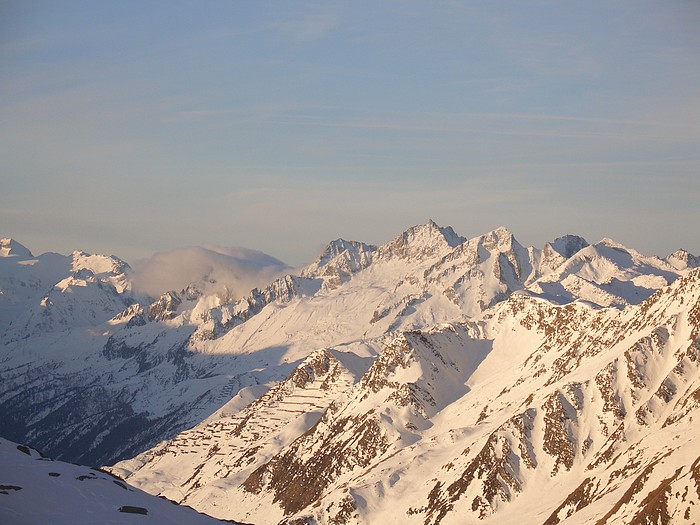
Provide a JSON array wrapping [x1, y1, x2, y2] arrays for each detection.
[[0, 224, 696, 474], [0, 438, 237, 525], [116, 268, 700, 524]]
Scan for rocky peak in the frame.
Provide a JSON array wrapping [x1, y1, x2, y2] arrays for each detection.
[[540, 235, 589, 276], [665, 249, 699, 271], [547, 235, 589, 259], [377, 220, 466, 261], [478, 227, 535, 284], [147, 291, 182, 321], [320, 239, 376, 262], [480, 226, 516, 251], [0, 238, 33, 259], [301, 239, 376, 286]]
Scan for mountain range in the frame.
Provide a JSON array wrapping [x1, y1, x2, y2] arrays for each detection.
[[0, 223, 698, 524]]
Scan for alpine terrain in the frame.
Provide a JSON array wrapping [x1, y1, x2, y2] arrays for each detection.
[[1, 224, 699, 524]]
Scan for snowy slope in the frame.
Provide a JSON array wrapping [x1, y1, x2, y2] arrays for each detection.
[[0, 438, 235, 525], [111, 345, 376, 522], [116, 268, 700, 525]]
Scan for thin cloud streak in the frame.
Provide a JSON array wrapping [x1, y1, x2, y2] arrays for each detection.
[[267, 11, 341, 43], [250, 107, 699, 143]]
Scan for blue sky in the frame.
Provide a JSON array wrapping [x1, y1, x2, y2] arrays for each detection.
[[1, 1, 699, 265]]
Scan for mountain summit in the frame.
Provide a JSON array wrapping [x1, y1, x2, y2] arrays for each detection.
[[0, 237, 33, 259], [377, 219, 466, 261]]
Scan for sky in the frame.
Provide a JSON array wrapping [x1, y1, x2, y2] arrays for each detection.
[[1, 1, 699, 267]]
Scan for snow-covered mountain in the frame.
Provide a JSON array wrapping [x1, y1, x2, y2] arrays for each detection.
[[1, 224, 698, 524], [665, 248, 699, 271], [0, 239, 133, 340], [0, 437, 236, 524], [114, 267, 700, 524], [525, 238, 680, 308]]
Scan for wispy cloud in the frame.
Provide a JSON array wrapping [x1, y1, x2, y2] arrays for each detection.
[[169, 102, 300, 125], [281, 107, 697, 146], [267, 10, 340, 43]]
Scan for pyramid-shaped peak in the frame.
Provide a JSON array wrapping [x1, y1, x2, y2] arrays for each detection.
[[595, 237, 632, 251], [379, 221, 466, 261], [409, 220, 465, 248], [302, 238, 377, 281], [489, 226, 513, 239], [491, 226, 511, 235], [478, 226, 522, 252], [547, 235, 589, 259], [0, 238, 33, 259], [665, 249, 699, 270]]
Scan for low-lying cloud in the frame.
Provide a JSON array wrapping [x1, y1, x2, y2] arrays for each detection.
[[130, 245, 289, 300]]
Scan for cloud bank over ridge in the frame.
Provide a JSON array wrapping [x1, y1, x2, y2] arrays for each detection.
[[130, 245, 289, 300]]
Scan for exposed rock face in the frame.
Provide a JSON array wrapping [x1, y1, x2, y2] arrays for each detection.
[[238, 330, 477, 516], [147, 291, 182, 321], [407, 270, 700, 525], [189, 274, 320, 342], [302, 239, 376, 290]]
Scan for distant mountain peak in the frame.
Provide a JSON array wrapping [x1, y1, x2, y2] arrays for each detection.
[[481, 226, 516, 248], [301, 239, 376, 287], [0, 238, 33, 259], [378, 220, 466, 261], [424, 219, 465, 247], [70, 250, 131, 284], [595, 237, 628, 250], [665, 248, 699, 270], [319, 239, 376, 261], [538, 234, 589, 278], [491, 225, 511, 236], [547, 234, 589, 259]]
